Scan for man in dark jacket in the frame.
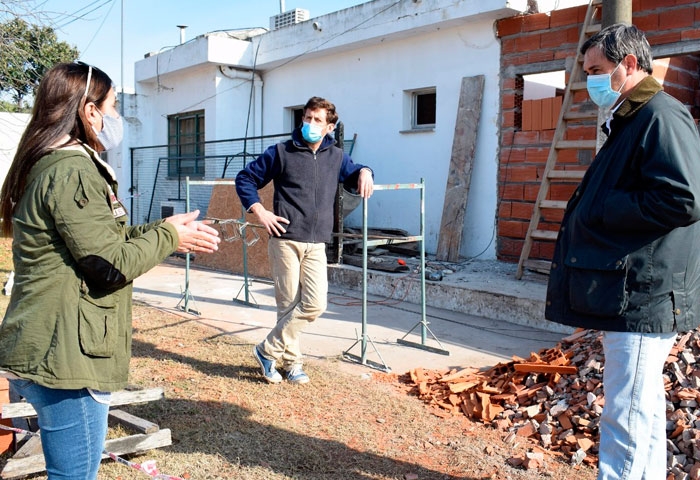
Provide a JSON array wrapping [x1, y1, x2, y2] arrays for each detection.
[[236, 96, 374, 384], [545, 24, 700, 479]]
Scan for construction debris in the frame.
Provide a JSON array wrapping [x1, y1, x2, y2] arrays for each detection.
[[403, 328, 700, 476]]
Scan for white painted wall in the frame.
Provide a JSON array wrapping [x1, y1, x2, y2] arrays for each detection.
[[132, 0, 588, 258], [0, 112, 30, 185], [259, 18, 501, 258]]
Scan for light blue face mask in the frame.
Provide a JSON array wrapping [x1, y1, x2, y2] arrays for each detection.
[[301, 122, 324, 143], [586, 62, 626, 109], [92, 109, 124, 151]]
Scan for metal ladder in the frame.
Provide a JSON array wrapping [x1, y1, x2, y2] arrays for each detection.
[[515, 0, 603, 279]]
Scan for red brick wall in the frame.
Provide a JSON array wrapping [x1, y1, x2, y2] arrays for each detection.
[[495, 1, 700, 263]]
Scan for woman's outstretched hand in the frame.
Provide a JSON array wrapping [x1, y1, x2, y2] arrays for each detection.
[[165, 210, 221, 254]]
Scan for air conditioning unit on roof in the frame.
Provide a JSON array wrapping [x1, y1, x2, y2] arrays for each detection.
[[270, 8, 309, 30]]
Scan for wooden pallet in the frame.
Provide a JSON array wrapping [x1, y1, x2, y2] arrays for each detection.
[[1, 388, 172, 479]]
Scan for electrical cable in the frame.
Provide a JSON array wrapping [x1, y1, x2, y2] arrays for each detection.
[[76, 0, 117, 56], [54, 0, 112, 29]]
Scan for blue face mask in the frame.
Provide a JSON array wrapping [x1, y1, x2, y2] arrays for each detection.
[[586, 62, 626, 109], [301, 122, 324, 143]]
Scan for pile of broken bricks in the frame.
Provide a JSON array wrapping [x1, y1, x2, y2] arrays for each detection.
[[404, 328, 700, 478]]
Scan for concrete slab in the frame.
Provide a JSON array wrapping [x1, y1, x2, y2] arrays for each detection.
[[132, 259, 570, 376]]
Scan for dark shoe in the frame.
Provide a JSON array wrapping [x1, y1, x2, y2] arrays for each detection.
[[252, 345, 282, 384], [284, 366, 310, 384]]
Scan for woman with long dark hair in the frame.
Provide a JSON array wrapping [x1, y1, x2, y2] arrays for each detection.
[[0, 62, 220, 479]]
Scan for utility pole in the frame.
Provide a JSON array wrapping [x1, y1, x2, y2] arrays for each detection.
[[596, 0, 633, 150], [602, 0, 632, 27]]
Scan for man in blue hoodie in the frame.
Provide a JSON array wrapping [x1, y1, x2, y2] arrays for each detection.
[[236, 96, 374, 384]]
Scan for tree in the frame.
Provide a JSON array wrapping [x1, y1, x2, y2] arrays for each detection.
[[0, 17, 79, 109]]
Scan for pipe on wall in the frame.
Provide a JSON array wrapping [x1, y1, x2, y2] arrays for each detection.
[[219, 66, 264, 138]]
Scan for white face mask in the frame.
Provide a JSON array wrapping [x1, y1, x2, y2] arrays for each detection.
[[92, 109, 124, 151]]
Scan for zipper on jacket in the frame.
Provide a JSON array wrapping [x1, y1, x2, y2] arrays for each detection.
[[312, 152, 319, 241]]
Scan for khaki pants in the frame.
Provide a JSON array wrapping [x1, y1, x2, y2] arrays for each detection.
[[259, 238, 328, 370]]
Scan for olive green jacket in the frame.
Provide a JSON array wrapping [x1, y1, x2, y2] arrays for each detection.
[[0, 146, 178, 391]]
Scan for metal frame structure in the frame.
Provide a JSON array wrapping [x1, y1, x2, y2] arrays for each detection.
[[343, 179, 449, 373], [177, 177, 259, 314]]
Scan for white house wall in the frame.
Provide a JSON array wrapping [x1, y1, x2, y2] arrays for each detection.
[[0, 112, 30, 185], [132, 0, 559, 258], [260, 18, 500, 258], [138, 65, 258, 152]]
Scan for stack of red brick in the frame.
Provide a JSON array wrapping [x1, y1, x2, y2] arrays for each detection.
[[405, 328, 700, 478]]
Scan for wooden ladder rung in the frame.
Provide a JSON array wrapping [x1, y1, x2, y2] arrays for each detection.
[[540, 200, 568, 209], [531, 229, 559, 241], [548, 169, 586, 180], [563, 110, 598, 121], [555, 139, 597, 150], [584, 23, 601, 34], [522, 259, 552, 275], [569, 81, 588, 91]]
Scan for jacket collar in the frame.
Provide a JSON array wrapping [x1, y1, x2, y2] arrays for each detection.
[[603, 75, 663, 135]]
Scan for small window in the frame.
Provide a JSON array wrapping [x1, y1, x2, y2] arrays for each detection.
[[167, 110, 205, 177], [402, 88, 436, 132], [292, 107, 304, 129], [413, 90, 436, 128], [284, 106, 304, 132]]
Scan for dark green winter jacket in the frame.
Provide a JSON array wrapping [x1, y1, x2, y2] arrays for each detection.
[[0, 145, 178, 391], [545, 76, 700, 333]]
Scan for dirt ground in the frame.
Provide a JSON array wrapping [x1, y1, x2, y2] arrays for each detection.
[[0, 238, 597, 480]]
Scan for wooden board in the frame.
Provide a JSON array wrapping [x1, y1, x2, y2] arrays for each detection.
[[2, 388, 164, 419], [109, 409, 160, 434], [1, 430, 172, 479], [195, 183, 273, 279], [436, 75, 485, 262], [1, 387, 172, 479]]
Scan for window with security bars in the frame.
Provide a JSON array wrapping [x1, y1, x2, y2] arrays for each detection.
[[167, 110, 205, 177]]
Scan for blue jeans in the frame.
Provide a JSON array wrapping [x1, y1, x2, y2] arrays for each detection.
[[598, 331, 676, 480], [9, 379, 110, 480]]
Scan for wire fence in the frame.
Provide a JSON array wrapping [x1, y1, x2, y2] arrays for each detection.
[[129, 133, 290, 224]]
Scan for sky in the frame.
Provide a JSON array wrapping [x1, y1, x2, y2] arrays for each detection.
[[37, 0, 365, 91]]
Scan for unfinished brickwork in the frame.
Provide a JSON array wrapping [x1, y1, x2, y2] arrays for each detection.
[[495, 1, 700, 263]]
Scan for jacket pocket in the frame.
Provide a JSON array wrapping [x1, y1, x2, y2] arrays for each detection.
[[566, 257, 629, 317], [78, 293, 117, 357]]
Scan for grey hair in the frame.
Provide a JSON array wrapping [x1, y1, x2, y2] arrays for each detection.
[[581, 23, 653, 74]]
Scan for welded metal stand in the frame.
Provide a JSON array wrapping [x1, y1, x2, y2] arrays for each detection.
[[177, 178, 201, 315], [182, 177, 259, 313], [342, 192, 391, 372], [176, 251, 201, 315], [342, 179, 449, 372], [232, 205, 258, 307], [396, 179, 449, 356]]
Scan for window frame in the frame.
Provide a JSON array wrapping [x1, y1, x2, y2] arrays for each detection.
[[167, 110, 206, 178], [401, 87, 437, 133]]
